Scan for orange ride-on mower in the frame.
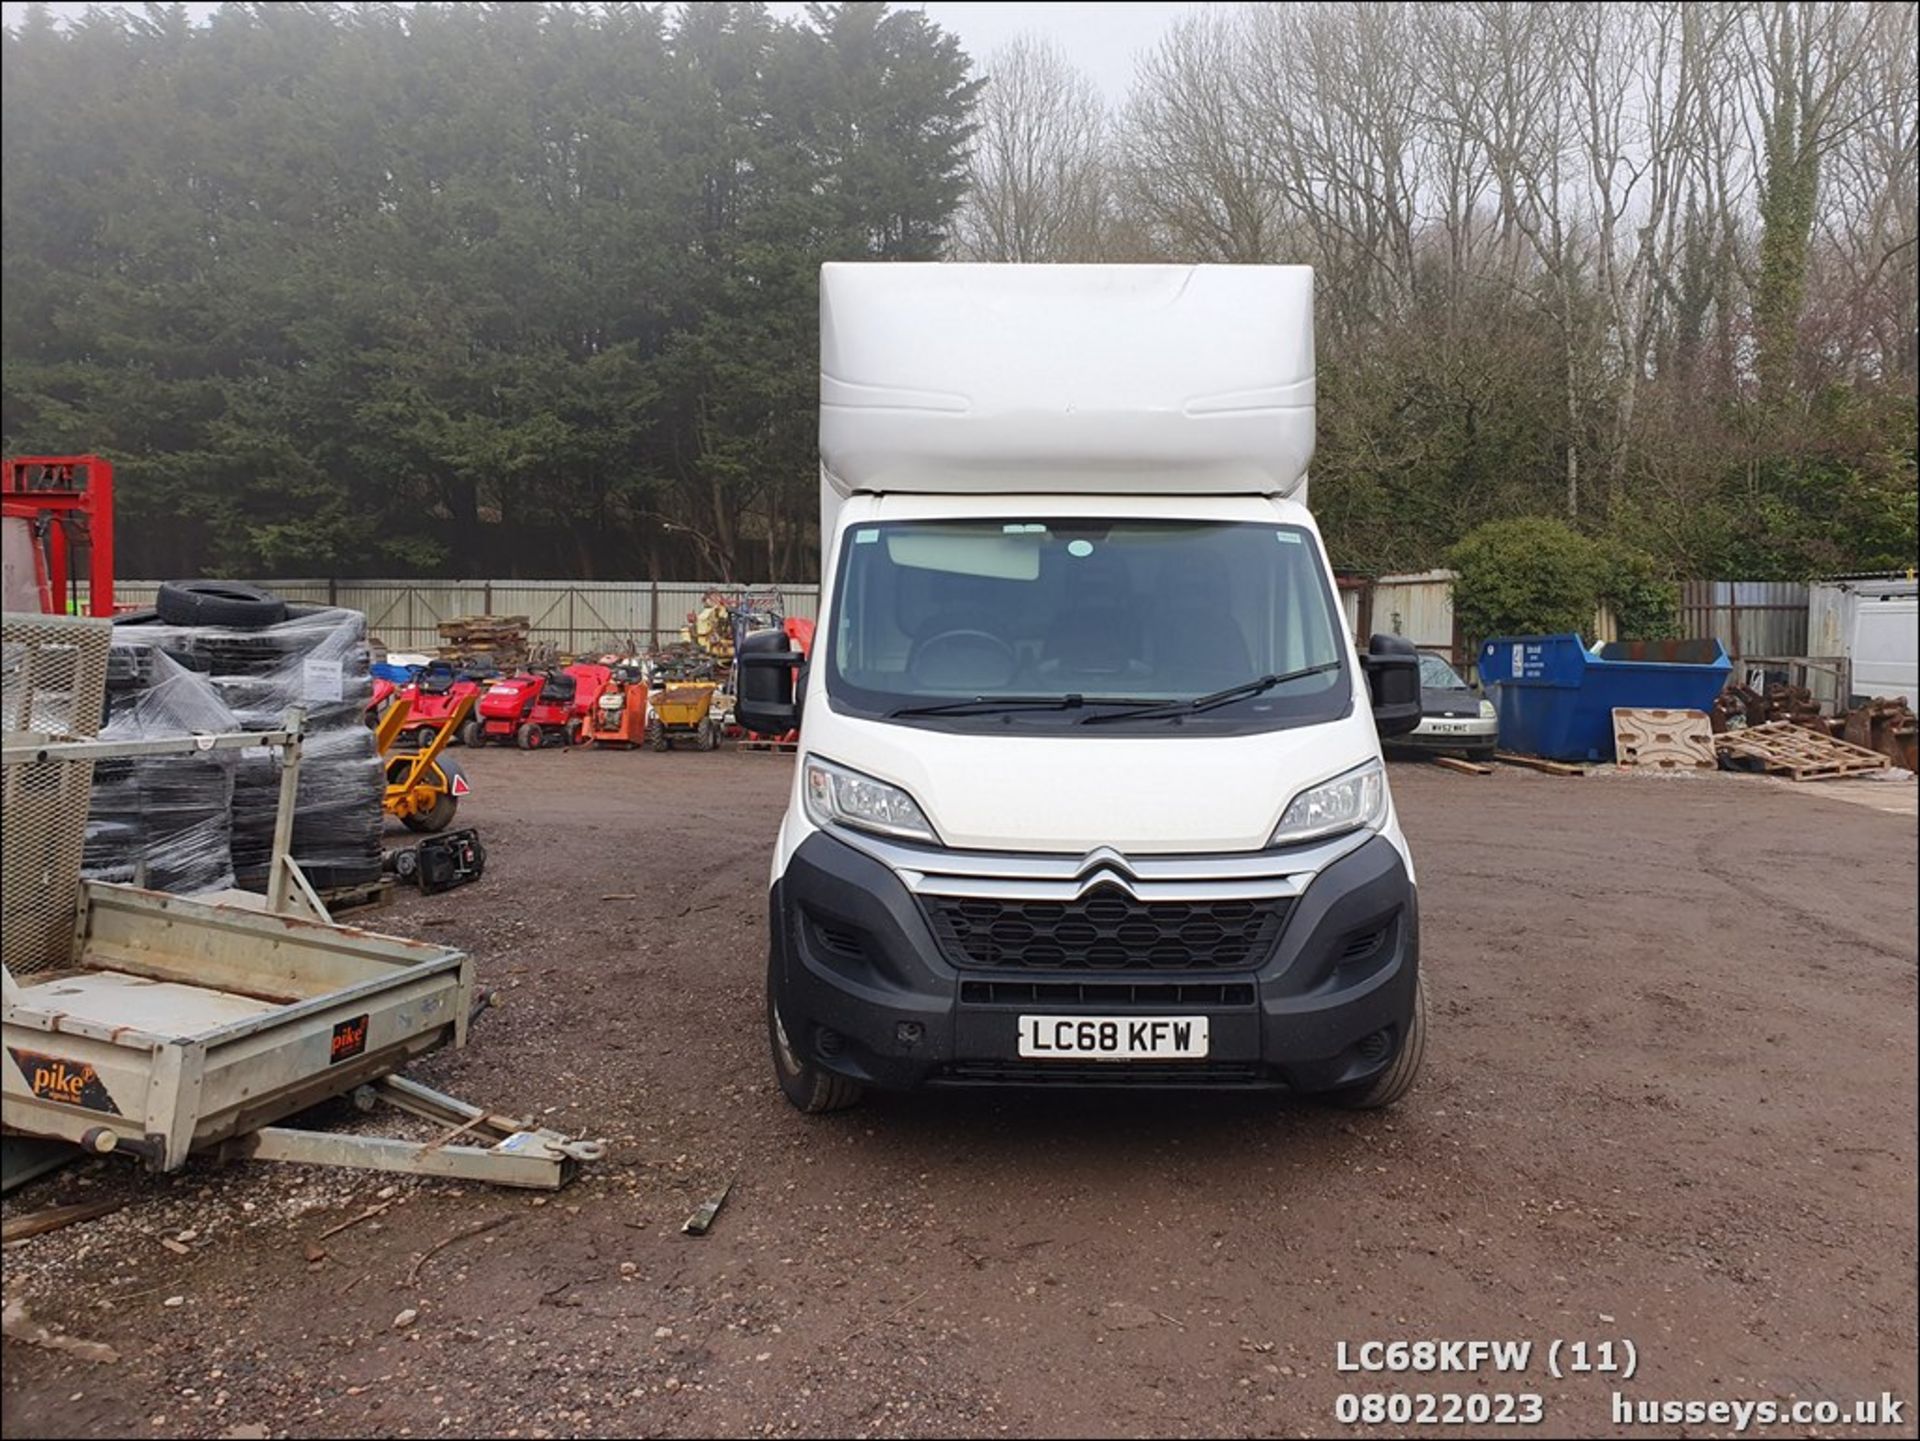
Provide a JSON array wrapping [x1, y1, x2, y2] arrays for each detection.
[[375, 690, 475, 832], [579, 663, 650, 747], [463, 669, 580, 750]]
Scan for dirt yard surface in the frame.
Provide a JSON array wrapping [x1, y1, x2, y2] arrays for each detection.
[[4, 751, 1916, 1440]]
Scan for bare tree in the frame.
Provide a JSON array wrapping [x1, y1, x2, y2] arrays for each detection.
[[1804, 1, 1919, 382], [1118, 9, 1280, 263], [1237, 3, 1424, 339], [951, 35, 1110, 262]]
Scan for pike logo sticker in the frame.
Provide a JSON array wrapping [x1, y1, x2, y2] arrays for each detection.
[[329, 1014, 370, 1065], [9, 1048, 121, 1115]]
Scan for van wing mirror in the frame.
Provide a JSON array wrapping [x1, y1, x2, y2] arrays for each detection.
[[737, 629, 804, 737], [1361, 634, 1422, 737]]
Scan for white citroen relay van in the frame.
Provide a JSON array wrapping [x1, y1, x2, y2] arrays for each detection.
[[738, 264, 1425, 1112]]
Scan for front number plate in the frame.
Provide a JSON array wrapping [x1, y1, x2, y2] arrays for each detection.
[[1017, 1015, 1210, 1061]]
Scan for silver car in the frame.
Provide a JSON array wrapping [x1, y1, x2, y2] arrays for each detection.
[[1385, 651, 1499, 760]]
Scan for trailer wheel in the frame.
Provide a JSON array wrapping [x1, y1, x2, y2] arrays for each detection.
[[1323, 972, 1426, 1110], [648, 718, 670, 752], [768, 966, 863, 1114], [517, 721, 544, 750], [460, 719, 485, 748], [402, 790, 457, 833]]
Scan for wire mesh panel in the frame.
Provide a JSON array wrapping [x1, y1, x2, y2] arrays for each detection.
[[2, 612, 112, 974], [2, 611, 109, 738]]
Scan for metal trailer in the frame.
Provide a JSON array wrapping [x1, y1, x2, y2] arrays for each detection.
[[2, 612, 602, 1190]]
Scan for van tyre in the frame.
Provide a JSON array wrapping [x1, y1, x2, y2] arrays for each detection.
[[1325, 971, 1426, 1110], [768, 972, 863, 1114]]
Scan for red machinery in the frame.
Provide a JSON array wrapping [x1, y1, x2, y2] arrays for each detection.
[[1, 454, 115, 616], [367, 675, 401, 727], [465, 669, 581, 750], [392, 661, 483, 749], [562, 662, 612, 724], [578, 662, 651, 748]]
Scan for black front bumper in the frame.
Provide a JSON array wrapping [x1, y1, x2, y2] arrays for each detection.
[[769, 829, 1419, 1094]]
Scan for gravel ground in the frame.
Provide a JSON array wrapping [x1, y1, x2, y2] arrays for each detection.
[[3, 749, 1915, 1439]]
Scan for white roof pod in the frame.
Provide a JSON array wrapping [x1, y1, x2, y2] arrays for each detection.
[[819, 263, 1316, 507]]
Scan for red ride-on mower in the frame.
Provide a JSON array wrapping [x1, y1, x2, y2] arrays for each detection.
[[366, 675, 400, 729], [464, 669, 582, 750], [395, 661, 481, 750], [562, 662, 612, 730]]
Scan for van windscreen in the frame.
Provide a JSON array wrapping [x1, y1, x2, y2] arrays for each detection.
[[826, 519, 1351, 732]]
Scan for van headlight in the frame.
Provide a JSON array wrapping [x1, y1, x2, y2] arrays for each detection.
[[802, 756, 939, 843], [1270, 759, 1388, 846], [1479, 698, 1496, 719]]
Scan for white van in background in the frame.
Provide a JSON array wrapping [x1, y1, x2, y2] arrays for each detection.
[[739, 264, 1426, 1113]]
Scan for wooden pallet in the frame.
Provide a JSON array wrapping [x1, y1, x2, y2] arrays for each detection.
[[1613, 707, 1716, 770], [1714, 720, 1892, 781], [321, 877, 396, 914]]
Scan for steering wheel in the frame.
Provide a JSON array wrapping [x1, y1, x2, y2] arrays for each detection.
[[907, 629, 1019, 691]]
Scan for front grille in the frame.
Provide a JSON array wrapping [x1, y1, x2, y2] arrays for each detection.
[[924, 886, 1289, 971], [960, 979, 1256, 1008]]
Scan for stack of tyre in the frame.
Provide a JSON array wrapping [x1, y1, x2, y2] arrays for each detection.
[[113, 581, 386, 893], [87, 640, 242, 894]]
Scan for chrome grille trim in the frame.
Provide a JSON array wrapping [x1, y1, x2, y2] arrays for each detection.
[[831, 825, 1368, 902]]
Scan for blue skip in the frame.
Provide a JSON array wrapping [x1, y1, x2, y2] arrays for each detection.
[[1477, 635, 1732, 763]]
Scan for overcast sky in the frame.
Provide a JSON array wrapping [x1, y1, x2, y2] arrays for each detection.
[[0, 1, 1196, 100]]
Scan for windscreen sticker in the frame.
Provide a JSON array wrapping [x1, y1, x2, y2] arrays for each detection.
[[854, 528, 879, 544], [1275, 531, 1304, 544], [9, 1048, 122, 1115]]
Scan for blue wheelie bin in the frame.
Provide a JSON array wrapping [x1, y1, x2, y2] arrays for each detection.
[[1477, 635, 1732, 762]]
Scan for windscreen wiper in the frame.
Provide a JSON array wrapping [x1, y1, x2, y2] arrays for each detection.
[[1079, 662, 1344, 725], [889, 694, 1158, 719]]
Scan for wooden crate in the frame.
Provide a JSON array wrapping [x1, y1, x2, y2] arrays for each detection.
[[1613, 708, 1715, 770]]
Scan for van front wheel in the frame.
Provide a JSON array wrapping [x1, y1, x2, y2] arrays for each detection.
[[1323, 972, 1427, 1110], [768, 978, 863, 1114]]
